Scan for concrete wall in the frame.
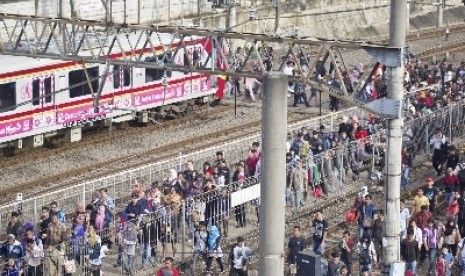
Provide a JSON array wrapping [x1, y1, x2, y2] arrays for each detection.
[[0, 0, 463, 40]]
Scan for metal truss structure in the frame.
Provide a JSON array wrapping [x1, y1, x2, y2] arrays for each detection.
[[0, 13, 407, 118]]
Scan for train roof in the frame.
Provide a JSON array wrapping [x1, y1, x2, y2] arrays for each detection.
[[0, 32, 205, 76], [0, 55, 64, 75]]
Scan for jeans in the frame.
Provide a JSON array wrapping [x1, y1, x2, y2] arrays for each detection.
[[359, 227, 373, 239], [141, 243, 153, 267], [406, 260, 417, 275], [428, 248, 438, 264], [359, 263, 372, 275], [312, 239, 325, 255], [122, 253, 135, 275], [446, 192, 453, 205], [294, 190, 305, 209]]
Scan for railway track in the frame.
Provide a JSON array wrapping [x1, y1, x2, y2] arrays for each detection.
[[414, 40, 465, 59], [0, 105, 230, 168], [0, 107, 314, 202]]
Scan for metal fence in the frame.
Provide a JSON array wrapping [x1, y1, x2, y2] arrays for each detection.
[[1, 103, 464, 274], [0, 107, 359, 231]]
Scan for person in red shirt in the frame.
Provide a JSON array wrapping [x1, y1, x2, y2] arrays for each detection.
[[245, 149, 259, 176], [415, 205, 432, 230], [157, 257, 180, 276], [443, 167, 460, 205]]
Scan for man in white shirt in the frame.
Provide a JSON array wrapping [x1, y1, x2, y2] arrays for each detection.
[[400, 199, 410, 238], [429, 128, 446, 176]]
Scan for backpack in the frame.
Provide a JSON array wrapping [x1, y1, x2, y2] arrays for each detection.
[[359, 247, 372, 265]]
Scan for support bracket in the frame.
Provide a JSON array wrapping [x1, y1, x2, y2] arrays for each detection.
[[363, 46, 409, 67]]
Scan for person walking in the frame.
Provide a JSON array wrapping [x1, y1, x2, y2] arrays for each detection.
[[430, 128, 447, 176], [286, 226, 307, 269], [357, 236, 377, 275], [206, 225, 224, 273], [310, 211, 328, 255], [401, 228, 419, 276], [338, 230, 353, 276], [229, 236, 252, 276], [357, 194, 377, 238]]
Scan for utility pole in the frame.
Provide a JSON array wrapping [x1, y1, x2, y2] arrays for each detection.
[[274, 0, 280, 33], [259, 73, 287, 276], [226, 0, 236, 50], [436, 0, 444, 28], [383, 0, 406, 274], [406, 0, 410, 33]]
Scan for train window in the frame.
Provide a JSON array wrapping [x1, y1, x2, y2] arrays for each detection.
[[69, 67, 99, 98], [113, 65, 131, 89], [123, 66, 131, 87], [44, 76, 52, 103], [32, 79, 40, 106], [145, 57, 164, 83], [113, 65, 120, 89], [0, 82, 16, 112]]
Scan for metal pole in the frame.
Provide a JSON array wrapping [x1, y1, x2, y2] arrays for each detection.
[[181, 203, 186, 262], [319, 91, 322, 125], [259, 73, 287, 276], [383, 0, 406, 273], [437, 0, 443, 28], [449, 104, 453, 142]]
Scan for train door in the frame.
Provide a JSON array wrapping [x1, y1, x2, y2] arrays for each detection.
[[112, 65, 131, 92], [31, 75, 54, 108], [32, 75, 55, 129]]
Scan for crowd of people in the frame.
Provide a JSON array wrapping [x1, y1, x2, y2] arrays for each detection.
[[1, 47, 465, 276]]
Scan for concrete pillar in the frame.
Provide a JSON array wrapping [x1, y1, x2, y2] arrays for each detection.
[[437, 1, 443, 28], [258, 73, 288, 276], [383, 0, 406, 273], [406, 0, 410, 33]]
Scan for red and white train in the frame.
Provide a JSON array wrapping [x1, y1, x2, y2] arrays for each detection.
[[0, 33, 219, 147]]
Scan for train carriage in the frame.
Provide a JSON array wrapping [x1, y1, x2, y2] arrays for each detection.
[[0, 32, 217, 146]]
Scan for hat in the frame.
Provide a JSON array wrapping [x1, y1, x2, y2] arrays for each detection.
[[7, 234, 15, 240], [237, 236, 245, 243], [426, 177, 433, 183]]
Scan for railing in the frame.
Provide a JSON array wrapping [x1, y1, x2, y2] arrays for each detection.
[[1, 103, 464, 275], [0, 107, 359, 231]]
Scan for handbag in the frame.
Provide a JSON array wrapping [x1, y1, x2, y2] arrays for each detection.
[[363, 218, 374, 228], [64, 259, 76, 273], [362, 206, 373, 228]]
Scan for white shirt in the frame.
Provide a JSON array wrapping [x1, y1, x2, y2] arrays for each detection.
[[400, 207, 410, 235], [26, 245, 44, 267], [429, 135, 446, 150], [282, 65, 293, 76]]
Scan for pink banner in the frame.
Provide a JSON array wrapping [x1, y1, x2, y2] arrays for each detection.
[[0, 117, 33, 139]]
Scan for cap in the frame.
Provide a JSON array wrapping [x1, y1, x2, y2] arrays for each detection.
[[237, 236, 245, 243], [426, 177, 433, 183], [7, 234, 15, 240]]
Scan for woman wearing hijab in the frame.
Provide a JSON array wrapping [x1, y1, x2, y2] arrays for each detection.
[[206, 225, 224, 273], [93, 205, 112, 250]]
